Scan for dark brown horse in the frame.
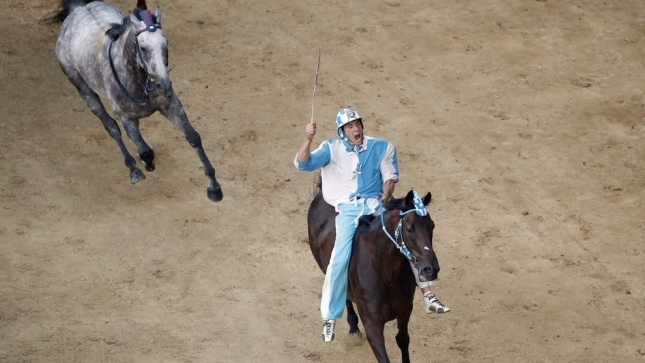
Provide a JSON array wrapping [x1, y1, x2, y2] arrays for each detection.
[[307, 183, 441, 363]]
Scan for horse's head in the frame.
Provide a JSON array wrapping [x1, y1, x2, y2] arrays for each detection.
[[130, 7, 172, 97], [387, 190, 440, 282]]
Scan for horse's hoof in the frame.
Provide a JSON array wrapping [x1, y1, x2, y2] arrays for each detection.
[[349, 331, 363, 346], [130, 169, 146, 184], [207, 185, 223, 202], [138, 151, 155, 171]]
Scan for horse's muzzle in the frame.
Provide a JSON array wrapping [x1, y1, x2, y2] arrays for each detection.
[[157, 81, 173, 97], [419, 265, 439, 282]]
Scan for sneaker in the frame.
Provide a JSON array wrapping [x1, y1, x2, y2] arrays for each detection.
[[424, 293, 450, 314], [321, 319, 335, 342]]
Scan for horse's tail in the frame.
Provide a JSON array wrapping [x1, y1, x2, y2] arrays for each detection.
[[313, 174, 322, 198], [41, 0, 101, 24]]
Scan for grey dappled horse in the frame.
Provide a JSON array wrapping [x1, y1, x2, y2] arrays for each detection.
[[46, 0, 223, 202]]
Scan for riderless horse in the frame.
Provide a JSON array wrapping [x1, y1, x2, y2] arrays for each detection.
[[45, 0, 223, 202], [308, 183, 441, 363]]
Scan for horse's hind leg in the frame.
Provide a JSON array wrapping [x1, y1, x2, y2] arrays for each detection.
[[160, 97, 223, 202], [345, 300, 363, 346], [120, 117, 155, 172], [66, 71, 145, 183], [395, 307, 413, 363]]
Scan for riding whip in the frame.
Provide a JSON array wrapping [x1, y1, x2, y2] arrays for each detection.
[[309, 48, 321, 135]]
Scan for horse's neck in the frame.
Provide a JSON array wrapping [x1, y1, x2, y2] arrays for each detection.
[[358, 211, 407, 268], [113, 30, 147, 82]]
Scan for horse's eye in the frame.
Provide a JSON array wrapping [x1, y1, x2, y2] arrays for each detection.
[[405, 224, 413, 232]]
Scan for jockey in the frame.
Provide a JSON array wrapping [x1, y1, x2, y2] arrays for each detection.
[[294, 108, 450, 342]]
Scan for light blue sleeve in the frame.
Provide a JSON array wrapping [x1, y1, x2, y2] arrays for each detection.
[[294, 141, 331, 171]]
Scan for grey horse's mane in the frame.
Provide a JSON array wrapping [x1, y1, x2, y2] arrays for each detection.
[[105, 17, 132, 40], [106, 7, 157, 40]]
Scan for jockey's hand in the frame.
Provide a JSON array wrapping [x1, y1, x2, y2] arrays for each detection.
[[305, 122, 317, 141]]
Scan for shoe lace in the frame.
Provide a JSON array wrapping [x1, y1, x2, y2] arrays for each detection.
[[323, 320, 333, 335], [426, 294, 445, 307]]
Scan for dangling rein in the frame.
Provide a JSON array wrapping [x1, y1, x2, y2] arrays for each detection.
[[108, 10, 160, 106]]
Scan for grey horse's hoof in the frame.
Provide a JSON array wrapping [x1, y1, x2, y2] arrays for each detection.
[[130, 169, 146, 184], [207, 181, 223, 202], [138, 151, 155, 172]]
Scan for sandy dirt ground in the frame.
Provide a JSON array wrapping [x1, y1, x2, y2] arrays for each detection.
[[1, 0, 644, 362]]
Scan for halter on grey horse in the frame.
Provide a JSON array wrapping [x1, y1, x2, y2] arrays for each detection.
[[46, 0, 223, 202]]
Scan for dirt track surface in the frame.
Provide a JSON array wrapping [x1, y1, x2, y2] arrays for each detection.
[[2, 0, 644, 362]]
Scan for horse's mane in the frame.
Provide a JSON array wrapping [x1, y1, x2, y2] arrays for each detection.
[[106, 17, 132, 40], [384, 196, 413, 213], [106, 7, 155, 40]]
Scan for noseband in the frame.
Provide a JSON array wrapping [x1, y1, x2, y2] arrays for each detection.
[[108, 10, 162, 106]]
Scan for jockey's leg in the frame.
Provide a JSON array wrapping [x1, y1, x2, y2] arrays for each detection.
[[320, 202, 363, 341], [408, 261, 451, 314]]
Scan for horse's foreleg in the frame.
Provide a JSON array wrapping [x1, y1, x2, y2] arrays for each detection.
[[69, 74, 145, 184], [120, 117, 155, 172], [161, 98, 223, 202], [362, 320, 390, 363], [345, 300, 363, 346], [396, 307, 412, 363]]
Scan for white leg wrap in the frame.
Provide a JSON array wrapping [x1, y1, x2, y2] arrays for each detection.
[[409, 260, 432, 289]]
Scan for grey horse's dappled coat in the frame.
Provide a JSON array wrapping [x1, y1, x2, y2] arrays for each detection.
[[46, 0, 223, 202]]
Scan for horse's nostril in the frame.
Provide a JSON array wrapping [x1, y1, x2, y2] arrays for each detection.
[[421, 267, 433, 276]]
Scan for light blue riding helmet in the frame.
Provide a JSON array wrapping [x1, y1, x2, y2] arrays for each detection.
[[335, 108, 362, 139]]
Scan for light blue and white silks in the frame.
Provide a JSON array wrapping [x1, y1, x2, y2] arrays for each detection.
[[294, 136, 399, 209]]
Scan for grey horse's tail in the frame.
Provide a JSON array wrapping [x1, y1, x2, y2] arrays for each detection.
[[41, 0, 102, 24]]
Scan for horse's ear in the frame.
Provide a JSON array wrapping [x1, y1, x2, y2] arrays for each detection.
[[404, 190, 415, 205], [137, 0, 147, 10], [155, 6, 161, 26], [422, 192, 432, 206]]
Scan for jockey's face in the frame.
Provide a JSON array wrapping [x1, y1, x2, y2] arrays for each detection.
[[343, 119, 364, 146]]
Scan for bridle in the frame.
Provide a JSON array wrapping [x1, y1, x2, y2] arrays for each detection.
[[108, 10, 162, 106], [379, 199, 428, 267]]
